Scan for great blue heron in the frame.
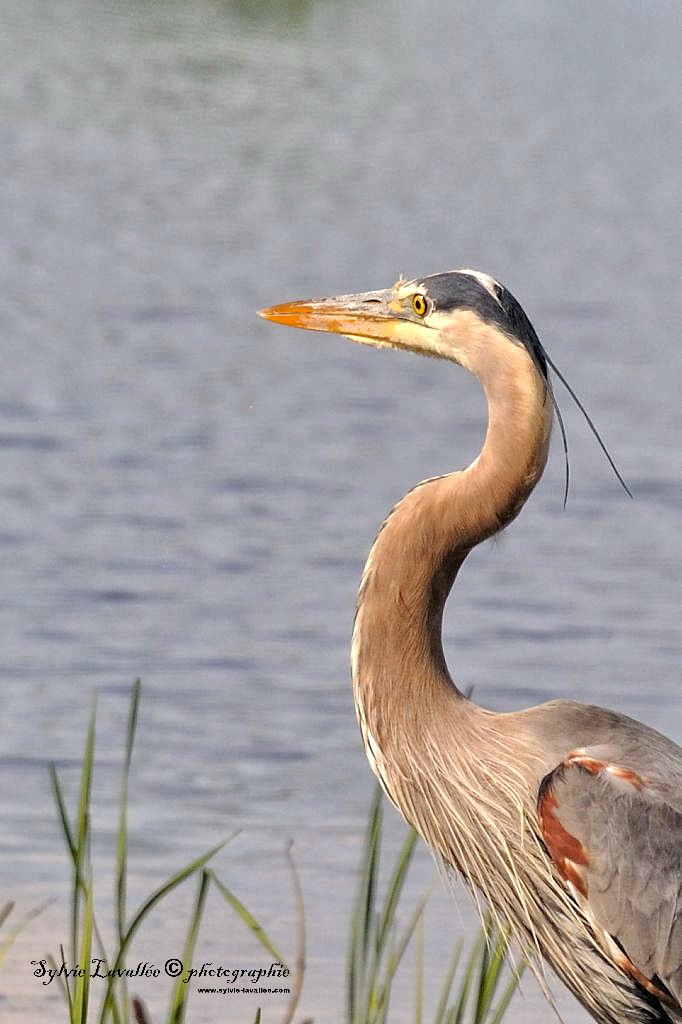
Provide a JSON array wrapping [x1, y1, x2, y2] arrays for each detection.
[[259, 270, 682, 1024]]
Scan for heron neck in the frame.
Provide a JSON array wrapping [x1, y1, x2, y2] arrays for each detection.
[[351, 348, 552, 752]]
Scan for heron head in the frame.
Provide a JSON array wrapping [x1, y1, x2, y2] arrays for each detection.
[[259, 269, 548, 381], [260, 270, 631, 502]]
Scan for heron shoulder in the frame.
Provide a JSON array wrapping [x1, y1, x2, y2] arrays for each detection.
[[521, 698, 682, 804]]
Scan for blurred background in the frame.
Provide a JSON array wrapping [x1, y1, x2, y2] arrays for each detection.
[[1, 1, 680, 1021]]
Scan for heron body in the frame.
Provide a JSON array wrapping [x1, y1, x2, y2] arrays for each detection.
[[260, 271, 682, 1024]]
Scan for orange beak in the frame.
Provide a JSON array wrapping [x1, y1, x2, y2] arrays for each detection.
[[258, 288, 404, 345]]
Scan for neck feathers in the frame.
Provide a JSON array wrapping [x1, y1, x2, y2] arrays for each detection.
[[351, 338, 552, 774]]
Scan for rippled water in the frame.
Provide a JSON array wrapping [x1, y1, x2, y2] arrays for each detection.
[[2, 1, 681, 1021]]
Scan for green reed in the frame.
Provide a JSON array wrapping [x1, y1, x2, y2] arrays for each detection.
[[46, 681, 286, 1024]]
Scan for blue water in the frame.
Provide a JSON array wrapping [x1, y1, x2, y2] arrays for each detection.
[[1, 2, 680, 1021]]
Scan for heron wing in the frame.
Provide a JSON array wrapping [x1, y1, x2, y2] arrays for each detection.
[[538, 751, 682, 1010]]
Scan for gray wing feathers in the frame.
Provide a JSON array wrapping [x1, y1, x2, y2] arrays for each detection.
[[546, 759, 682, 1005]]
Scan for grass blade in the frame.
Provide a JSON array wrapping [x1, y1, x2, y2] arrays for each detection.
[[0, 900, 51, 965], [49, 764, 77, 866], [414, 914, 424, 1024], [487, 957, 526, 1024], [117, 680, 140, 946], [126, 842, 228, 946], [115, 680, 141, 1021], [348, 785, 383, 1024], [373, 896, 427, 1024], [50, 709, 111, 1001], [474, 916, 510, 1023], [48, 948, 75, 1016], [281, 842, 305, 1024], [473, 922, 492, 1023], [211, 870, 287, 966], [450, 927, 486, 1024], [0, 902, 14, 929], [167, 868, 211, 1024], [432, 939, 464, 1024], [72, 878, 94, 1024], [72, 698, 97, 967], [376, 827, 418, 953]]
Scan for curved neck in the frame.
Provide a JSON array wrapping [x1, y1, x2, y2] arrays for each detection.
[[351, 340, 552, 752]]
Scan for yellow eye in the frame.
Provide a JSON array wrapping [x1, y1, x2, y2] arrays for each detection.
[[411, 293, 428, 317]]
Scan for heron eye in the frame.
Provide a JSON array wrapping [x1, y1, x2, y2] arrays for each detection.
[[411, 293, 428, 317]]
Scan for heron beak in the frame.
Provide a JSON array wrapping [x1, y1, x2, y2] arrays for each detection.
[[259, 288, 405, 348]]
